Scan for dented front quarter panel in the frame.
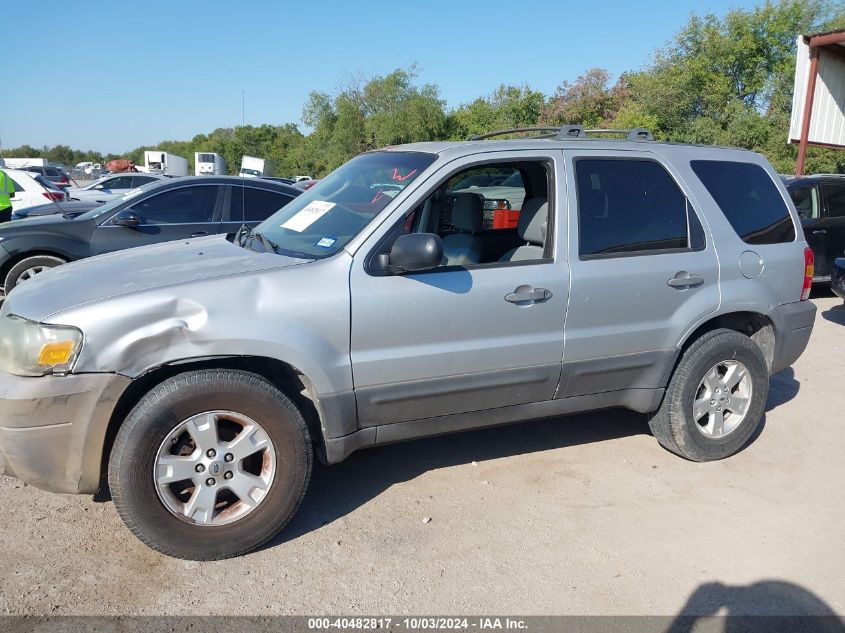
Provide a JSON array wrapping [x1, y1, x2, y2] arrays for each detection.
[[41, 253, 354, 395]]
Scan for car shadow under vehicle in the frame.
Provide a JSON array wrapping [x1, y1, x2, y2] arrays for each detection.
[[93, 371, 801, 539], [270, 408, 650, 549]]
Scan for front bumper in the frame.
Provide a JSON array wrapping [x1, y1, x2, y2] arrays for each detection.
[[768, 301, 817, 374], [0, 371, 130, 493]]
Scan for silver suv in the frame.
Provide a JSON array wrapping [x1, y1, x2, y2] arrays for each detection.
[[0, 127, 817, 559]]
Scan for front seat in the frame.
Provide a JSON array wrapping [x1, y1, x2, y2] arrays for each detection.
[[499, 197, 548, 261], [442, 193, 484, 266]]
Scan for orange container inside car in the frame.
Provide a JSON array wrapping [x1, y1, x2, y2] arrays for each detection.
[[493, 209, 520, 229]]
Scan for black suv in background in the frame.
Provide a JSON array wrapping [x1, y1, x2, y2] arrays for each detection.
[[0, 176, 300, 294], [783, 174, 845, 280]]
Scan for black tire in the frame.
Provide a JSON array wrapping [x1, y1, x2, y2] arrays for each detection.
[[4, 255, 66, 291], [648, 329, 769, 462], [109, 369, 312, 560]]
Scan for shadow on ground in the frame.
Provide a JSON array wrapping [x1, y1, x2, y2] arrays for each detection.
[[273, 408, 650, 547], [767, 367, 800, 411], [822, 302, 845, 326], [271, 366, 802, 548], [665, 580, 844, 632]]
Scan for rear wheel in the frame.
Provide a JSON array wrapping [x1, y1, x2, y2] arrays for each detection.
[[4, 255, 67, 292], [648, 329, 769, 462], [109, 370, 312, 560]]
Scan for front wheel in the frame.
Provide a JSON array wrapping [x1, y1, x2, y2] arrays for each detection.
[[109, 370, 312, 560], [648, 329, 769, 462], [4, 255, 67, 291]]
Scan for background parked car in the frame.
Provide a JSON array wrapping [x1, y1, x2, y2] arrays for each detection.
[[21, 165, 72, 190], [292, 179, 319, 191], [783, 174, 845, 281], [11, 200, 102, 221], [67, 173, 163, 203], [0, 176, 300, 293], [0, 169, 67, 220]]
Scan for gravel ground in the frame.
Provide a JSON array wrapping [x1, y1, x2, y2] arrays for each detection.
[[1, 295, 843, 617]]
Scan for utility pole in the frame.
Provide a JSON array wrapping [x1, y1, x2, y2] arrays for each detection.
[[242, 90, 245, 128]]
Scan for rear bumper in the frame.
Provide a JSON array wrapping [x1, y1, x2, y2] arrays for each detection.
[[832, 258, 845, 300], [0, 371, 130, 494], [768, 301, 816, 374]]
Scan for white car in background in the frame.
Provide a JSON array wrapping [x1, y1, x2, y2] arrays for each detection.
[[2, 168, 67, 215], [67, 173, 163, 203]]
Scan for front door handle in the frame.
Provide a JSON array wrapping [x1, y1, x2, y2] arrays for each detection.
[[812, 230, 827, 236], [667, 271, 704, 289], [190, 231, 209, 238], [505, 285, 552, 305]]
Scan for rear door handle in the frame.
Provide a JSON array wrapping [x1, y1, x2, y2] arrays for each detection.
[[190, 231, 209, 238], [505, 285, 552, 304], [667, 271, 704, 289], [812, 230, 827, 236]]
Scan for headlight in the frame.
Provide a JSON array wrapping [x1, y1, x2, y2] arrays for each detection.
[[0, 315, 83, 376]]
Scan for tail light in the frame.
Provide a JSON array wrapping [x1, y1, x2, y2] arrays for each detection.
[[801, 247, 814, 301], [42, 191, 64, 201]]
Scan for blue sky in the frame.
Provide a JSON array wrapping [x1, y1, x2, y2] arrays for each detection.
[[2, 0, 762, 154]]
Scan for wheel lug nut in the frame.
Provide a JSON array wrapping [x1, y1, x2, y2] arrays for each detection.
[[717, 406, 722, 411], [195, 464, 205, 473], [224, 471, 234, 480], [206, 478, 216, 486], [206, 449, 216, 458], [224, 453, 234, 463], [710, 400, 715, 405]]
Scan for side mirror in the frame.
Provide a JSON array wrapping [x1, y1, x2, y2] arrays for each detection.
[[381, 233, 443, 274], [92, 183, 104, 190], [113, 210, 140, 227]]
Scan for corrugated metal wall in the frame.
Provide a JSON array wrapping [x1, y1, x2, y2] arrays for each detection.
[[789, 36, 845, 148]]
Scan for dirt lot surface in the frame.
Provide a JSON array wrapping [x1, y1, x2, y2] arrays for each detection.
[[1, 296, 843, 617]]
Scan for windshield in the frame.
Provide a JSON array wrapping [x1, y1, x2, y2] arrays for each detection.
[[252, 151, 435, 259], [73, 180, 165, 221]]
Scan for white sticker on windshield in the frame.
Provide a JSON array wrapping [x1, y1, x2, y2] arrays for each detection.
[[281, 201, 335, 232]]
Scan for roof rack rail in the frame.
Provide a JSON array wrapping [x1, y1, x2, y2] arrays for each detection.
[[468, 125, 654, 142], [468, 127, 563, 140], [576, 128, 655, 141]]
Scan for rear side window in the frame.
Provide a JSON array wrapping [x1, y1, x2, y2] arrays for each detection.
[[575, 158, 692, 257], [788, 185, 820, 219], [230, 186, 295, 222], [691, 160, 795, 244], [824, 183, 845, 218], [133, 176, 158, 187]]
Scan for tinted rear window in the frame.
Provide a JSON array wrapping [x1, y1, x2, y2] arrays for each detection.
[[576, 158, 691, 257], [691, 160, 795, 244]]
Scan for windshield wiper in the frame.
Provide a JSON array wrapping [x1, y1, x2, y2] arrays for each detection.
[[255, 231, 279, 254], [235, 223, 254, 247]]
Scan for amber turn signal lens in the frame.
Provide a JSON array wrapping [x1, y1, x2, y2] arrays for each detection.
[[37, 340, 76, 366]]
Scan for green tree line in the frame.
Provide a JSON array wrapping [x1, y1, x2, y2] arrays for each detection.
[[4, 1, 845, 177]]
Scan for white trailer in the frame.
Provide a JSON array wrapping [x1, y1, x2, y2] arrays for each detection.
[[195, 152, 227, 176], [239, 155, 274, 178], [1, 157, 52, 169], [144, 151, 189, 177]]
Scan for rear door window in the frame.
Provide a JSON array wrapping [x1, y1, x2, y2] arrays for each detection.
[[691, 160, 795, 244], [230, 187, 296, 222], [132, 176, 158, 188], [788, 185, 820, 219], [823, 183, 845, 218], [104, 176, 134, 190], [575, 158, 694, 257]]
